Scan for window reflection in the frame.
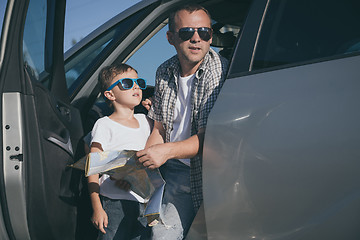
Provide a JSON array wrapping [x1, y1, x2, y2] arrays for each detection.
[[252, 0, 360, 70]]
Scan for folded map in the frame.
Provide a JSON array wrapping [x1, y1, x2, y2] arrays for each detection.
[[70, 150, 165, 219]]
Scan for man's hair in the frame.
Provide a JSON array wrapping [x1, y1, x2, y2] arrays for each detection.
[[98, 63, 137, 104], [168, 4, 211, 32]]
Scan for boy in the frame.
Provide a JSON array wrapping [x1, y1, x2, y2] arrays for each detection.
[[88, 63, 151, 240]]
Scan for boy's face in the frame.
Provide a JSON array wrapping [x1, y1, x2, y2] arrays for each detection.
[[105, 69, 143, 108]]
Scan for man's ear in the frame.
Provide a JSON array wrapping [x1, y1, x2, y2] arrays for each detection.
[[167, 31, 175, 45], [104, 90, 115, 101]]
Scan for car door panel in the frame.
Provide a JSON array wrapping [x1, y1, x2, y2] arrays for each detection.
[[25, 75, 82, 240], [204, 55, 360, 239]]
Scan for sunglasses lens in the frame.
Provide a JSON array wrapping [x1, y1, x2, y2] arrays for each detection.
[[178, 28, 195, 41], [198, 28, 212, 41], [121, 78, 134, 89], [136, 78, 147, 89], [178, 27, 212, 41]]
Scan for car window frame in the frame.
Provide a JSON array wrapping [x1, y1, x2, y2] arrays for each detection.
[[227, 0, 269, 77]]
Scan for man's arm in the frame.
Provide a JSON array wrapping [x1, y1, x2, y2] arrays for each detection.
[[137, 122, 205, 169]]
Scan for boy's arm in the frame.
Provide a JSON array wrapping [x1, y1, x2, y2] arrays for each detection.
[[88, 142, 108, 234], [136, 120, 164, 167], [137, 121, 205, 169], [145, 120, 165, 148]]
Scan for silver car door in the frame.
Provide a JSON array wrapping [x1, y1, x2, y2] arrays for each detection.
[[0, 0, 83, 239], [203, 0, 360, 239]]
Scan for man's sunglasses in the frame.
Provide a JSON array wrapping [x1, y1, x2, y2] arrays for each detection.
[[177, 27, 213, 42], [106, 78, 147, 91]]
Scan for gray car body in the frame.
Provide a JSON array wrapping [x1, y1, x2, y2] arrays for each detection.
[[197, 56, 360, 239]]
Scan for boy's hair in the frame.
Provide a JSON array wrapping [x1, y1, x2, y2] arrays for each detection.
[[168, 4, 211, 32], [98, 63, 138, 105]]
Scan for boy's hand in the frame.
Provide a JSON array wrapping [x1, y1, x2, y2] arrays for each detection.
[[110, 177, 131, 191], [91, 208, 108, 234]]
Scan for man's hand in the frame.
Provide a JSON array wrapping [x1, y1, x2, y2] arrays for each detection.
[[137, 143, 171, 169], [142, 98, 152, 111]]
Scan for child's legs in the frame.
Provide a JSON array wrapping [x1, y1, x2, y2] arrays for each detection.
[[98, 197, 147, 240], [152, 159, 196, 240]]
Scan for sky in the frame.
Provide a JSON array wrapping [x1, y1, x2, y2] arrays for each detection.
[[0, 1, 142, 51], [64, 0, 142, 51]]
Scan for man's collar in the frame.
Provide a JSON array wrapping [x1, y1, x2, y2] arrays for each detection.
[[196, 49, 214, 79]]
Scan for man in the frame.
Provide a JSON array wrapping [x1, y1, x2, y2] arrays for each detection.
[[137, 4, 228, 239]]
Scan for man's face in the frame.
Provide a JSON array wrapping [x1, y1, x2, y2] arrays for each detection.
[[167, 9, 212, 74]]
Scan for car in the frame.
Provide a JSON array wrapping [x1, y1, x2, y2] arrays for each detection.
[[1, 0, 360, 239]]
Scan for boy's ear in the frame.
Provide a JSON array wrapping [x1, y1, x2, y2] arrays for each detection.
[[167, 31, 175, 45], [104, 90, 115, 101]]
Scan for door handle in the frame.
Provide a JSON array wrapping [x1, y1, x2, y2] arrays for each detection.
[[43, 129, 74, 156]]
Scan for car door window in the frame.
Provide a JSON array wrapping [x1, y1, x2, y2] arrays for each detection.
[[0, 1, 6, 65], [251, 0, 360, 71], [23, 0, 48, 86], [0, 1, 6, 42]]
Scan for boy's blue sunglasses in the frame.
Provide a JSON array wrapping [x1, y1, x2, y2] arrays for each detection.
[[106, 78, 147, 91]]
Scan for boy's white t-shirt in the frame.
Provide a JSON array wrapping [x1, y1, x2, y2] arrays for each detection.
[[170, 74, 194, 166], [90, 114, 151, 203]]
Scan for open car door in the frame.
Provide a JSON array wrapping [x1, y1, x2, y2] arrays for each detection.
[[0, 0, 83, 239]]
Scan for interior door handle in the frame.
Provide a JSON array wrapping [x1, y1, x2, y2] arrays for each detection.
[[43, 129, 74, 156], [56, 104, 71, 122]]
